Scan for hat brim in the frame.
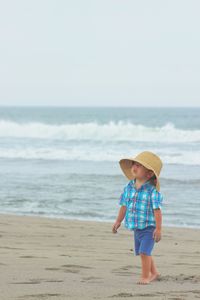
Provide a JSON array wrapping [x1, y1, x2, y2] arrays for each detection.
[[119, 158, 160, 192]]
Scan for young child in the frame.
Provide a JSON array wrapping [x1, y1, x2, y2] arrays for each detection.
[[112, 151, 163, 285]]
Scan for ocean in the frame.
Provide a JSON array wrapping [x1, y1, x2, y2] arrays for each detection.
[[0, 106, 200, 228]]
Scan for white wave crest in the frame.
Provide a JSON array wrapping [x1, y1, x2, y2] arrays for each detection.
[[0, 120, 200, 143], [0, 147, 200, 165]]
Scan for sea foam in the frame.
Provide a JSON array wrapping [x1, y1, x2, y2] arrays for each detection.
[[0, 120, 200, 143]]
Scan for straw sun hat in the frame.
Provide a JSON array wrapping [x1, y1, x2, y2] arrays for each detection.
[[119, 151, 163, 192]]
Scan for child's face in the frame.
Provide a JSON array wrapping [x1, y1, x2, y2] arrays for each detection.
[[131, 161, 154, 181]]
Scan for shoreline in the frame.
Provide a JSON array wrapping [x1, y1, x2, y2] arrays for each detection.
[[0, 213, 200, 299], [1, 212, 200, 230]]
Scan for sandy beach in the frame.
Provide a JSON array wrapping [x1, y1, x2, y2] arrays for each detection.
[[0, 214, 200, 300]]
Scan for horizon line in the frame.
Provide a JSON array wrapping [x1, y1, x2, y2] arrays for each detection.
[[0, 105, 200, 108]]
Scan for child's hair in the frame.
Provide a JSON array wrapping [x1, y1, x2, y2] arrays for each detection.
[[149, 174, 157, 187]]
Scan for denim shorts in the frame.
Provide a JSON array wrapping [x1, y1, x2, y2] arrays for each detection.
[[133, 226, 156, 256]]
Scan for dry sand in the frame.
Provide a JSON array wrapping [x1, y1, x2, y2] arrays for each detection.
[[0, 214, 200, 300]]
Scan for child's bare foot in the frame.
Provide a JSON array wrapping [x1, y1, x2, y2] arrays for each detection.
[[149, 272, 161, 282], [137, 277, 150, 284]]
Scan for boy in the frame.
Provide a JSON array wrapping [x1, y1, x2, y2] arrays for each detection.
[[112, 151, 163, 285]]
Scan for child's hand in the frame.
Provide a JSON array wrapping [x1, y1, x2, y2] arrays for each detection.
[[112, 221, 121, 234], [153, 228, 162, 242]]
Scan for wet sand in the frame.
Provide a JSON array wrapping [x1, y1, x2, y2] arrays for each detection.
[[0, 214, 200, 300]]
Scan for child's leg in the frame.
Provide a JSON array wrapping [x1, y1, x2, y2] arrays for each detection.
[[150, 256, 157, 274], [149, 256, 160, 282], [137, 253, 151, 284], [135, 226, 160, 284]]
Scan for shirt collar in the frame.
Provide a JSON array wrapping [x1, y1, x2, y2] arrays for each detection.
[[131, 178, 152, 190]]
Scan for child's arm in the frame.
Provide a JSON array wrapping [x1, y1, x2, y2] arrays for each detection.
[[153, 208, 162, 242], [112, 206, 127, 234]]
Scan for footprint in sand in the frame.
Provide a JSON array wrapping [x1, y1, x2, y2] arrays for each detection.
[[81, 276, 102, 283], [11, 278, 64, 285], [45, 264, 93, 274], [61, 264, 93, 273], [45, 279, 64, 283], [158, 274, 200, 283], [0, 246, 24, 250], [109, 292, 134, 298], [19, 255, 48, 259], [45, 267, 60, 271], [111, 265, 134, 276], [109, 292, 165, 298], [18, 293, 64, 299], [10, 279, 41, 285]]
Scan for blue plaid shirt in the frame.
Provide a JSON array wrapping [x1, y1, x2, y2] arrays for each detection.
[[119, 179, 163, 230]]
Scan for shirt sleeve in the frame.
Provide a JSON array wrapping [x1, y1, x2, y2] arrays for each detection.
[[118, 184, 129, 207], [151, 188, 163, 210]]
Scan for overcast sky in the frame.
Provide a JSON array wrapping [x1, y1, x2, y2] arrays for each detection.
[[0, 1, 200, 107]]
